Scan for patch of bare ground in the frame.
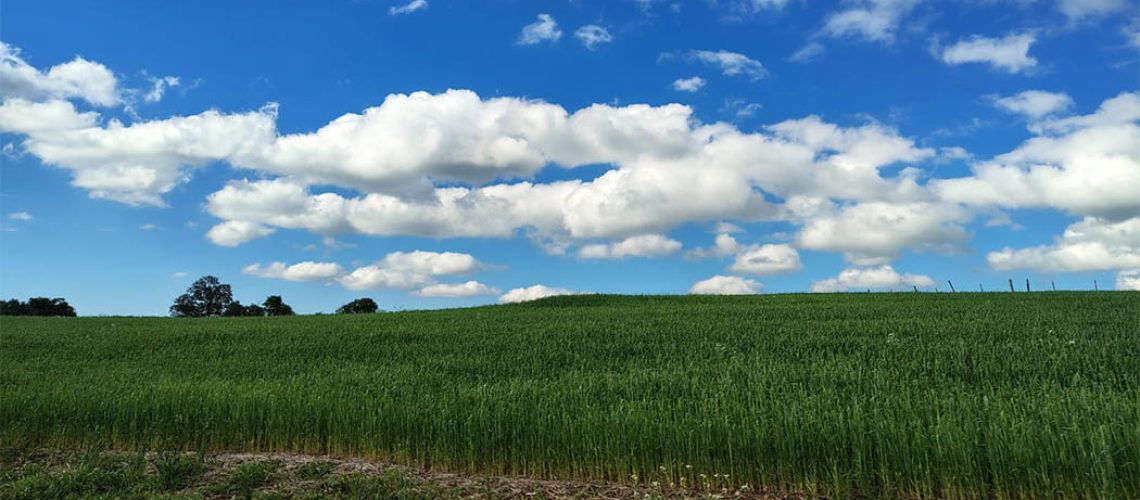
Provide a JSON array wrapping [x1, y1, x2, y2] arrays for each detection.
[[0, 447, 816, 499]]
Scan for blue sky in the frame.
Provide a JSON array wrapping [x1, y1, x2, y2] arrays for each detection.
[[1, 0, 1138, 315]]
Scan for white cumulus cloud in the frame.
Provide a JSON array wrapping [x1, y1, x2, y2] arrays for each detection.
[[499, 284, 579, 303], [206, 220, 276, 247], [0, 42, 120, 107], [993, 90, 1074, 119], [578, 234, 682, 259], [339, 250, 481, 290], [689, 275, 761, 295], [941, 33, 1037, 73], [415, 280, 499, 297], [729, 244, 802, 275], [987, 217, 1140, 272], [672, 76, 706, 92], [1116, 269, 1140, 290], [934, 92, 1140, 221], [243, 261, 344, 281], [810, 265, 934, 292]]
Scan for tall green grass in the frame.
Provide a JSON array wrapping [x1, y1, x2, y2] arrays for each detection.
[[1, 292, 1137, 498]]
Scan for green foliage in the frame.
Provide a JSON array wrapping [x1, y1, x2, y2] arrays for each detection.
[[221, 460, 278, 499], [152, 452, 205, 491], [262, 296, 294, 317], [335, 297, 378, 314], [170, 276, 234, 317], [321, 470, 427, 499], [0, 298, 76, 317], [294, 461, 334, 480], [1, 450, 147, 499], [2, 293, 1138, 498]]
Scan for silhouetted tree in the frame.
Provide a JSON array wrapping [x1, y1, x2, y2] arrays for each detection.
[[0, 297, 76, 316], [0, 299, 22, 315], [222, 301, 248, 317], [336, 298, 378, 314], [262, 295, 294, 316], [170, 276, 233, 317], [222, 302, 267, 317]]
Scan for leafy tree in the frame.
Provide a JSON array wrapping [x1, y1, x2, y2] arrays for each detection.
[[170, 276, 233, 317], [0, 299, 22, 315], [262, 296, 294, 316], [222, 302, 266, 317], [336, 298, 378, 314], [0, 297, 76, 316], [222, 301, 249, 317]]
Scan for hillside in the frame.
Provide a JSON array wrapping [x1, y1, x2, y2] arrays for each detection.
[[2, 293, 1138, 498]]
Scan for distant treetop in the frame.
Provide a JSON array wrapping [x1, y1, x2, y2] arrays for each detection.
[[0, 297, 77, 317], [337, 298, 379, 314]]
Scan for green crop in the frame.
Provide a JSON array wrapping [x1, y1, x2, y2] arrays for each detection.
[[1, 292, 1137, 498]]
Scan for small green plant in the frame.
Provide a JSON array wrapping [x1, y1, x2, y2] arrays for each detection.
[[226, 459, 279, 499], [295, 460, 335, 480], [153, 452, 206, 491]]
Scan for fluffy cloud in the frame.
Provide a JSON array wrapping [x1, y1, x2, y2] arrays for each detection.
[[728, 244, 802, 275], [574, 25, 612, 49], [243, 261, 344, 281], [206, 220, 275, 247], [389, 0, 427, 15], [415, 280, 499, 297], [517, 14, 562, 45], [499, 284, 579, 303], [810, 265, 934, 292], [987, 217, 1140, 272], [1117, 269, 1140, 290], [993, 90, 1074, 119], [934, 92, 1140, 220], [11, 105, 278, 205], [229, 90, 700, 195], [0, 99, 98, 133], [822, 0, 921, 43], [197, 98, 938, 248], [687, 50, 767, 80], [578, 234, 682, 259], [0, 45, 1005, 265], [689, 275, 761, 294], [7, 212, 32, 221], [339, 251, 481, 290], [796, 202, 971, 264], [940, 33, 1037, 73], [672, 76, 706, 92], [0, 42, 120, 107], [686, 233, 742, 259]]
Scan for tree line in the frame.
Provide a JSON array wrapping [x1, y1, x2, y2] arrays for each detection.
[[0, 297, 77, 317], [171, 275, 378, 317]]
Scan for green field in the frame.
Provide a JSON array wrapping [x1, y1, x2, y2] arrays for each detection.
[[1, 293, 1138, 498]]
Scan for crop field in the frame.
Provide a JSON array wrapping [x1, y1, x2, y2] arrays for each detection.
[[1, 293, 1138, 498]]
